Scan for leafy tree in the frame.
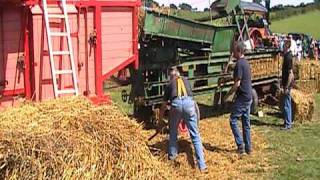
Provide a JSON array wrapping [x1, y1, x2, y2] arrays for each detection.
[[170, 3, 178, 9], [143, 0, 159, 8], [179, 3, 192, 11]]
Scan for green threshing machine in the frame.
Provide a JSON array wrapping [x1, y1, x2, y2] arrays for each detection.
[[124, 0, 280, 122]]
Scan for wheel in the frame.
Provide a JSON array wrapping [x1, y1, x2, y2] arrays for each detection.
[[251, 89, 259, 115], [213, 91, 228, 108], [133, 103, 153, 123]]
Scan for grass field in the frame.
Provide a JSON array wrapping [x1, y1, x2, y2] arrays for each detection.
[[271, 10, 320, 39], [254, 94, 320, 179]]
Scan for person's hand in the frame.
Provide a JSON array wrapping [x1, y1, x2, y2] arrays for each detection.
[[284, 88, 290, 95], [223, 94, 229, 103]]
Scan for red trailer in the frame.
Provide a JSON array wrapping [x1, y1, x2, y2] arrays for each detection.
[[0, 0, 140, 106]]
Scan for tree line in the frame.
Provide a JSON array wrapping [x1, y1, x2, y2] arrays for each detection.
[[270, 1, 320, 21]]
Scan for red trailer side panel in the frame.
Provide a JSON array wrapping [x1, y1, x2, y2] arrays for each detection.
[[31, 5, 82, 101], [101, 7, 134, 77], [0, 7, 25, 106]]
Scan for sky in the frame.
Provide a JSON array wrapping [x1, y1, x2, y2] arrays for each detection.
[[155, 0, 315, 10]]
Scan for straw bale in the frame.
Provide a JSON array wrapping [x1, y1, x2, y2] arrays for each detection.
[[295, 60, 320, 81], [0, 97, 172, 179], [250, 57, 279, 80], [279, 89, 315, 122], [145, 118, 271, 179], [290, 89, 315, 123], [295, 80, 320, 94]]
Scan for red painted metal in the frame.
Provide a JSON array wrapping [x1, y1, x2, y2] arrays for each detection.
[[102, 56, 135, 80], [23, 7, 32, 99], [0, 0, 141, 107], [0, 7, 4, 92], [133, 6, 139, 69], [74, 1, 140, 7], [94, 6, 103, 97], [178, 120, 188, 133], [0, 89, 25, 96], [25, 1, 141, 7], [83, 7, 90, 95]]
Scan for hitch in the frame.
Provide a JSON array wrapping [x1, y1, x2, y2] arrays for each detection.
[[88, 29, 97, 46], [121, 90, 129, 102]]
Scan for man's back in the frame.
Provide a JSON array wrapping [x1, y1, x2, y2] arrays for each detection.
[[163, 77, 193, 102], [234, 58, 252, 103]]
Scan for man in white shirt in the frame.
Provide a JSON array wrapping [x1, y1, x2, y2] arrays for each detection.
[[289, 35, 297, 57], [296, 39, 302, 61]]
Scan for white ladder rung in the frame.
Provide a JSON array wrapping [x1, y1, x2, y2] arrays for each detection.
[[52, 51, 70, 56], [43, 0, 79, 97], [55, 70, 73, 75], [51, 32, 68, 37], [57, 89, 76, 95], [47, 14, 65, 19]]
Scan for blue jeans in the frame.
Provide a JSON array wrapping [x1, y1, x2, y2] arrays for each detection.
[[169, 97, 207, 170], [283, 91, 292, 128], [229, 100, 252, 152]]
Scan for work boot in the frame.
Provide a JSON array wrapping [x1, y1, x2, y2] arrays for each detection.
[[200, 168, 209, 174], [280, 126, 291, 131], [245, 149, 252, 155], [237, 145, 245, 155]]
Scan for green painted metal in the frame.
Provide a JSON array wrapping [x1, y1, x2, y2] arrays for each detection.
[[144, 10, 216, 44], [212, 28, 235, 53]]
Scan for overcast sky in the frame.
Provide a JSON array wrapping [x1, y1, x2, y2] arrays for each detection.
[[155, 0, 314, 10]]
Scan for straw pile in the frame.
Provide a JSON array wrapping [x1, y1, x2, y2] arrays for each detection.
[[145, 118, 271, 179], [295, 60, 320, 81], [0, 97, 172, 179], [291, 89, 315, 122]]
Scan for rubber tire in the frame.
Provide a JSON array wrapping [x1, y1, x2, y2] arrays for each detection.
[[251, 89, 259, 115]]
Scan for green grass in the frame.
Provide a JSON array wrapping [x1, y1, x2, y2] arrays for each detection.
[[104, 82, 133, 115], [254, 94, 320, 179], [271, 10, 320, 39]]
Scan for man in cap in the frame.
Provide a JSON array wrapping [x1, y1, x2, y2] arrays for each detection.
[[224, 41, 253, 155], [159, 66, 207, 172]]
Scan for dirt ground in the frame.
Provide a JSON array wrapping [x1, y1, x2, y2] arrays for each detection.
[[144, 116, 273, 180]]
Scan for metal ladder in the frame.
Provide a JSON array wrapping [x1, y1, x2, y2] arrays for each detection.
[[42, 0, 79, 98]]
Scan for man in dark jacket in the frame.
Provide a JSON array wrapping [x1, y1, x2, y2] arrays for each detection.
[[281, 40, 294, 130], [159, 66, 207, 172], [224, 41, 253, 155]]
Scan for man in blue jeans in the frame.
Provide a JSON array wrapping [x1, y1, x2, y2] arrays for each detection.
[[281, 39, 294, 130], [159, 66, 207, 172], [224, 41, 253, 155]]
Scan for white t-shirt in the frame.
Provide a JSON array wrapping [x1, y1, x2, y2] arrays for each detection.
[[296, 40, 302, 52], [290, 39, 297, 56]]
